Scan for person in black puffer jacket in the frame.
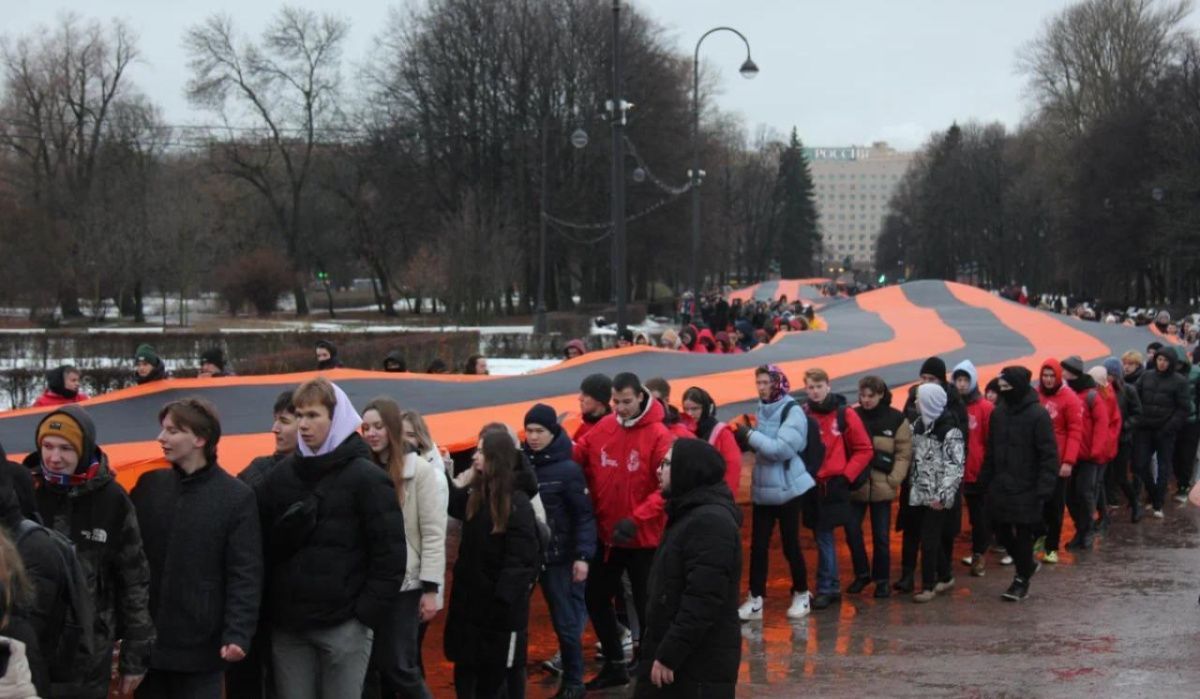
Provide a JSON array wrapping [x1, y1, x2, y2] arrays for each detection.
[[523, 404, 596, 699], [445, 430, 541, 699], [258, 378, 406, 699], [634, 438, 741, 699], [131, 398, 262, 697], [978, 367, 1059, 602], [1133, 351, 1190, 515]]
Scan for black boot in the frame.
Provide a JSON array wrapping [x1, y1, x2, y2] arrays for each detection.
[[847, 576, 872, 594], [873, 582, 891, 599], [893, 573, 914, 593], [1131, 501, 1144, 523], [584, 662, 630, 690]]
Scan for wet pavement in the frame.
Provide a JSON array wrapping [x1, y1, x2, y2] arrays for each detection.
[[423, 489, 1200, 698]]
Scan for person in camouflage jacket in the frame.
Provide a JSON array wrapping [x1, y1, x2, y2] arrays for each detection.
[[23, 406, 155, 698]]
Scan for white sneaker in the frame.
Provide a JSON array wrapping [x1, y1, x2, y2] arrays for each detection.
[[961, 555, 974, 566], [1153, 509, 1165, 519], [1000, 555, 1014, 566], [738, 594, 764, 621], [594, 626, 633, 658], [787, 591, 812, 619]]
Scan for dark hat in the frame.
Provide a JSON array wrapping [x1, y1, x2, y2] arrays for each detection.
[[619, 329, 634, 344], [580, 373, 612, 404], [1147, 341, 1163, 352], [523, 403, 561, 437], [919, 356, 947, 380], [667, 438, 728, 498], [200, 347, 226, 371], [1060, 355, 1085, 377], [134, 344, 160, 365], [984, 377, 1001, 395], [999, 366, 1033, 397]]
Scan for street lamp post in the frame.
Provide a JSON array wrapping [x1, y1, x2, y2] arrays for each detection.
[[611, 0, 629, 335], [691, 27, 758, 300]]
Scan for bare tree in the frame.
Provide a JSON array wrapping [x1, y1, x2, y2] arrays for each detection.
[[183, 7, 349, 316]]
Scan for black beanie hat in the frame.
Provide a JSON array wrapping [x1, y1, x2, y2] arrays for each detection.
[[200, 347, 226, 371], [919, 356, 947, 381], [580, 373, 613, 404], [1060, 355, 1084, 377], [523, 403, 561, 437], [999, 366, 1033, 404], [667, 438, 728, 498]]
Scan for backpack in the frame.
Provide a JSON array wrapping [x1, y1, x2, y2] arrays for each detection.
[[16, 520, 94, 681]]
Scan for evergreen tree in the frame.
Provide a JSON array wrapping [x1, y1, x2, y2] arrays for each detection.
[[772, 128, 821, 277]]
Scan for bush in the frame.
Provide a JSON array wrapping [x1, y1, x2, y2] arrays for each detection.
[[215, 248, 295, 316]]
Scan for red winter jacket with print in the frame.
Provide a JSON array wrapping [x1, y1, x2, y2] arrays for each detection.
[[1036, 359, 1083, 467], [573, 390, 675, 549], [1069, 377, 1112, 465]]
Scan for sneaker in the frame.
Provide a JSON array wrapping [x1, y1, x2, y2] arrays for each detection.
[[970, 555, 986, 578], [934, 577, 956, 594], [846, 576, 872, 594], [1000, 555, 1014, 566], [541, 652, 563, 675], [992, 545, 1008, 554], [811, 593, 840, 610], [960, 555, 974, 567], [584, 662, 630, 690], [738, 594, 764, 622], [1033, 536, 1046, 555], [787, 591, 812, 619], [1153, 509, 1164, 519], [1002, 577, 1030, 601], [912, 589, 937, 603], [1175, 493, 1189, 505], [1043, 551, 1059, 564]]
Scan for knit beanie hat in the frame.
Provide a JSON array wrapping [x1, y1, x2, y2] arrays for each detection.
[[1103, 357, 1123, 379], [1061, 355, 1085, 377], [134, 344, 160, 365], [919, 356, 947, 381], [523, 403, 561, 437], [580, 373, 613, 404], [37, 412, 85, 456], [1087, 366, 1109, 386]]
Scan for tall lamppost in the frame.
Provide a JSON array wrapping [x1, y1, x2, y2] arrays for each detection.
[[691, 28, 758, 299]]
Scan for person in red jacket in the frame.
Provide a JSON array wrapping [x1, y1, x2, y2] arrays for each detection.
[[573, 374, 613, 442], [802, 368, 873, 610], [645, 378, 695, 440], [1060, 356, 1111, 551], [573, 372, 675, 690], [680, 386, 742, 498], [953, 360, 994, 577], [1087, 365, 1123, 534], [1035, 358, 1083, 563], [31, 365, 89, 407]]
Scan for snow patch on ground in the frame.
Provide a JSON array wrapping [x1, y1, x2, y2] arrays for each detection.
[[487, 358, 560, 376]]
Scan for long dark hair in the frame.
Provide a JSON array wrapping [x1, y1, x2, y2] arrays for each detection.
[[468, 430, 518, 533], [463, 354, 486, 375], [362, 398, 410, 503], [682, 386, 718, 440]]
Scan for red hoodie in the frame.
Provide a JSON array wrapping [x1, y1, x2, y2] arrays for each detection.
[[1097, 385, 1122, 463], [1036, 359, 1082, 467], [1071, 379, 1111, 464], [31, 389, 89, 408], [697, 328, 718, 353], [803, 401, 874, 483], [573, 390, 675, 548], [962, 393, 994, 484]]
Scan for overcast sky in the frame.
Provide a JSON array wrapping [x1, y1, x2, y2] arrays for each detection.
[[8, 0, 1196, 151]]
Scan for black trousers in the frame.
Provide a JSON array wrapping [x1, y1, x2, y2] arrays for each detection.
[[846, 500, 891, 583], [964, 491, 991, 556], [1066, 462, 1100, 543], [1105, 439, 1137, 508], [992, 521, 1037, 581], [749, 496, 808, 596], [136, 669, 223, 699], [1133, 429, 1176, 510], [364, 589, 433, 699], [452, 631, 526, 699], [586, 544, 653, 663], [1040, 477, 1068, 551], [917, 506, 952, 589], [899, 503, 923, 579], [1173, 421, 1200, 493]]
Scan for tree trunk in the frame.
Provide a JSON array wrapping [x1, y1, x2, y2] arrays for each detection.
[[293, 282, 310, 316]]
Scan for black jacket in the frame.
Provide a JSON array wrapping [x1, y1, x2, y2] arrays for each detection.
[[523, 430, 596, 566], [636, 439, 742, 699], [239, 452, 288, 493], [1113, 379, 1142, 442], [1136, 364, 1189, 434], [978, 389, 1060, 525], [25, 449, 155, 697], [443, 485, 540, 669], [258, 433, 406, 632], [132, 463, 263, 672]]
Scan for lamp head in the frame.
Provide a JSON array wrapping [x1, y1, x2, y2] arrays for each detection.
[[739, 58, 759, 79]]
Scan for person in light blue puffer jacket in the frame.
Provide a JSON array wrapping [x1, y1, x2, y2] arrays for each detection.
[[731, 365, 816, 621]]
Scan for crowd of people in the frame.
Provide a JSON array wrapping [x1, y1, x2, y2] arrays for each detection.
[[2, 308, 1197, 698]]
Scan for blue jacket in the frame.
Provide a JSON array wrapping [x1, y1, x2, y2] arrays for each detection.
[[749, 398, 815, 505], [524, 430, 597, 565]]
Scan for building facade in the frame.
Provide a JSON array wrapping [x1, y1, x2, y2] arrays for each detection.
[[804, 142, 915, 272]]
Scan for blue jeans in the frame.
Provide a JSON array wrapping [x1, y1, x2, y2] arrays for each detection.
[[815, 528, 839, 594], [541, 563, 586, 687]]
